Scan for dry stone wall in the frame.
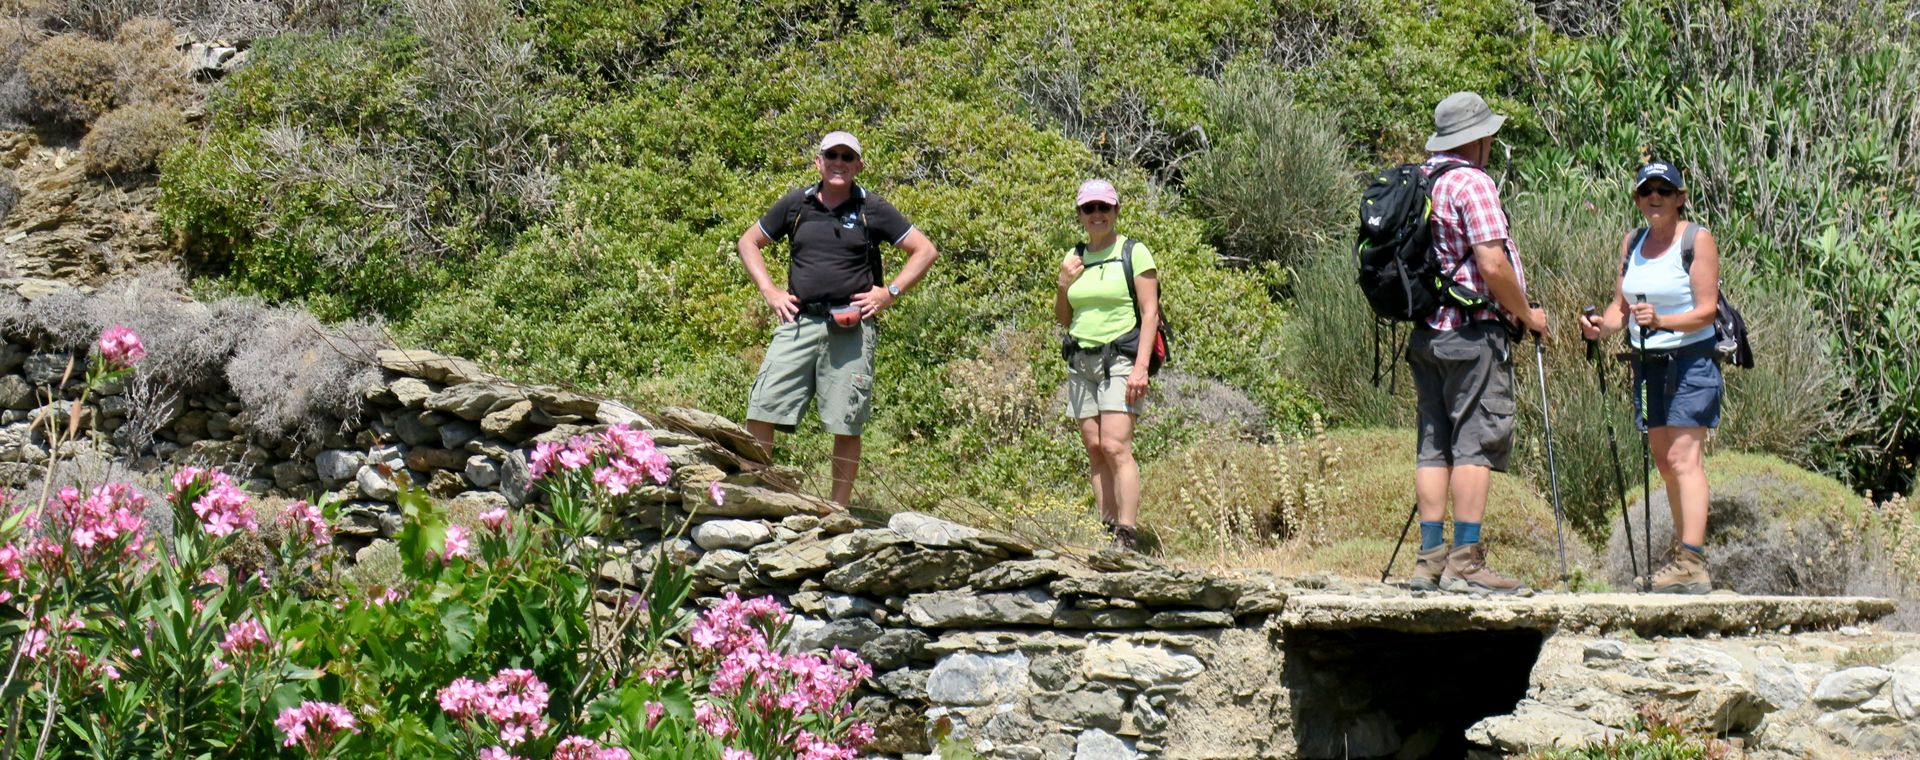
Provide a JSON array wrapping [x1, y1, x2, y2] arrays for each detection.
[[0, 318, 1914, 759]]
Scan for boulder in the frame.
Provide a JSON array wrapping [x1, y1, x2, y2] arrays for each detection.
[[426, 383, 516, 421], [388, 377, 434, 408], [743, 537, 834, 584], [481, 400, 538, 440], [1814, 667, 1892, 706], [464, 456, 500, 487], [903, 588, 1061, 628], [927, 652, 1029, 706], [1032, 686, 1124, 731], [691, 519, 774, 551], [860, 629, 932, 671]]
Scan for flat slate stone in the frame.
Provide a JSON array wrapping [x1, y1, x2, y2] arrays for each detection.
[[1281, 593, 1897, 636]]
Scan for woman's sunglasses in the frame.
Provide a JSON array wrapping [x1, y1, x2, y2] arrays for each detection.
[[1636, 185, 1678, 198], [1078, 202, 1115, 214]]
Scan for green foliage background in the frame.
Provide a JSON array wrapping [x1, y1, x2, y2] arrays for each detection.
[[157, 0, 1920, 545]]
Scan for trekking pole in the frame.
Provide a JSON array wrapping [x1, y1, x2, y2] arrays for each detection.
[[1633, 295, 1655, 592], [1585, 306, 1639, 586], [1382, 500, 1418, 583], [1529, 302, 1569, 587]]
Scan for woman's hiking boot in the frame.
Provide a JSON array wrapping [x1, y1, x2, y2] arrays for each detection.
[[1440, 543, 1529, 595], [1650, 548, 1712, 594], [1408, 543, 1450, 591], [1112, 525, 1138, 553]]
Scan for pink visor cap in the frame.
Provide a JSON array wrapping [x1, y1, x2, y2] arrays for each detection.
[[1075, 179, 1119, 208], [819, 131, 862, 156]]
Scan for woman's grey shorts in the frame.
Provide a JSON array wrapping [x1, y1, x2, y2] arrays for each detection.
[[1406, 323, 1515, 471]]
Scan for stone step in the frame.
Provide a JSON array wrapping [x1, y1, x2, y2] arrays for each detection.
[[1282, 592, 1896, 636]]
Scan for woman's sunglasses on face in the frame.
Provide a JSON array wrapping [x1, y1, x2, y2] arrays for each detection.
[[821, 150, 860, 163], [1636, 184, 1678, 198], [1078, 202, 1115, 214]]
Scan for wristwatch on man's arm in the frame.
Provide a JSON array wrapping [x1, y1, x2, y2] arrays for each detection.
[[887, 283, 902, 298]]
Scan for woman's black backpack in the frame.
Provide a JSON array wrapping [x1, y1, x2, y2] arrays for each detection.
[[1624, 224, 1754, 369], [1065, 238, 1171, 374]]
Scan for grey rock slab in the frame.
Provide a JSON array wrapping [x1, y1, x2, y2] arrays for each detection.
[[355, 466, 399, 501], [315, 449, 363, 484], [969, 558, 1078, 592], [1893, 666, 1920, 720], [1052, 608, 1153, 629], [659, 406, 766, 463], [888, 511, 981, 547], [1081, 640, 1202, 687], [860, 629, 932, 671], [791, 617, 884, 653], [1814, 667, 1892, 706], [743, 537, 834, 584], [481, 400, 537, 439], [524, 386, 601, 417], [927, 652, 1030, 706], [499, 449, 531, 507], [1754, 656, 1811, 711], [393, 411, 443, 446], [904, 588, 1061, 628], [463, 456, 500, 487], [440, 421, 481, 450], [1668, 644, 1745, 685], [691, 519, 774, 551], [404, 446, 467, 472], [376, 349, 495, 385], [874, 668, 930, 700], [595, 400, 649, 427], [1279, 592, 1897, 635], [822, 546, 995, 597], [0, 375, 33, 409], [1032, 686, 1124, 731], [692, 549, 747, 581], [824, 592, 881, 621], [1072, 728, 1137, 760], [1051, 570, 1245, 610], [689, 482, 835, 519], [1145, 610, 1234, 628], [389, 377, 434, 408], [1466, 701, 1618, 754], [826, 528, 910, 563]]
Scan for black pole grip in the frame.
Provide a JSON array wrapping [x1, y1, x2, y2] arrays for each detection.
[[1582, 305, 1598, 361]]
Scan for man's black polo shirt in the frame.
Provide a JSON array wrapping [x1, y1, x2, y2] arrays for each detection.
[[756, 184, 914, 306]]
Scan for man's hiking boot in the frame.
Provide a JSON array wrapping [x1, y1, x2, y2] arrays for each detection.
[[1650, 548, 1712, 594], [1112, 525, 1139, 553], [1440, 543, 1529, 595], [1408, 543, 1449, 591]]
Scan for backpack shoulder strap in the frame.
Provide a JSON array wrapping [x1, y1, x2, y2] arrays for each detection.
[[1121, 238, 1142, 329], [1621, 227, 1650, 278], [784, 183, 818, 239], [1074, 242, 1087, 259], [1680, 222, 1701, 271]]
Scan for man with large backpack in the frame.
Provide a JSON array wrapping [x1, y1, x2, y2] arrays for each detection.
[[734, 131, 941, 505], [1400, 92, 1547, 594]]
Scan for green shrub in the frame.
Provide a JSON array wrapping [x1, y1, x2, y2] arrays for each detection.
[[80, 101, 186, 174], [22, 32, 118, 125], [1184, 66, 1354, 271]]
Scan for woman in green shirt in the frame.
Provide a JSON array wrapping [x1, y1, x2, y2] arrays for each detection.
[[1054, 179, 1160, 552]]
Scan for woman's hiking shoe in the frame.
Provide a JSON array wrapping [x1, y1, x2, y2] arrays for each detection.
[[1440, 543, 1529, 595], [1650, 549, 1712, 594], [1112, 525, 1138, 553], [1408, 543, 1450, 591]]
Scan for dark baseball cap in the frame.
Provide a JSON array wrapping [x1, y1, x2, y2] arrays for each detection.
[[1634, 161, 1685, 191]]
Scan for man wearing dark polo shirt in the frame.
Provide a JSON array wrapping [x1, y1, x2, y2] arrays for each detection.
[[735, 130, 940, 505]]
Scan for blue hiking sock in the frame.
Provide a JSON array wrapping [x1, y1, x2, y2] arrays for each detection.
[[1453, 521, 1482, 547], [1419, 521, 1445, 551], [1681, 542, 1705, 557]]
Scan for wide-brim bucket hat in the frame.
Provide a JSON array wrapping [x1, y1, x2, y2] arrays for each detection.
[[1425, 91, 1507, 152]]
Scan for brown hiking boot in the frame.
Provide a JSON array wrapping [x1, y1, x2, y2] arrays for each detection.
[[1408, 543, 1449, 591], [1440, 543, 1529, 595], [1650, 548, 1711, 594], [1111, 525, 1138, 553]]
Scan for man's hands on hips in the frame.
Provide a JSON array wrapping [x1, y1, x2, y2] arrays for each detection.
[[851, 285, 894, 318], [761, 285, 799, 322]]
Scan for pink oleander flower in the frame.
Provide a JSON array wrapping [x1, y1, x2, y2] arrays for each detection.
[[644, 700, 664, 730], [371, 587, 405, 606], [478, 507, 508, 531], [443, 524, 472, 560], [174, 469, 257, 538], [709, 480, 725, 506], [96, 325, 145, 370], [553, 737, 629, 760], [438, 677, 485, 718], [33, 483, 149, 563], [18, 627, 47, 660], [695, 702, 733, 737], [476, 748, 520, 760], [278, 500, 331, 547], [219, 619, 271, 656], [532, 424, 672, 493], [721, 749, 756, 760], [440, 669, 552, 748], [274, 701, 358, 754]]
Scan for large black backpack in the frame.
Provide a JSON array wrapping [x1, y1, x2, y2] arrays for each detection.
[[1623, 223, 1754, 369], [1353, 161, 1477, 322]]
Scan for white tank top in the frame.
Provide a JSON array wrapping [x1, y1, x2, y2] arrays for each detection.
[[1621, 224, 1713, 351]]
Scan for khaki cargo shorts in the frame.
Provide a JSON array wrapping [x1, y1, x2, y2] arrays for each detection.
[[1064, 351, 1144, 419], [747, 314, 877, 436]]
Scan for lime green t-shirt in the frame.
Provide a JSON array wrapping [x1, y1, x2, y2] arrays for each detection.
[[1067, 236, 1157, 348]]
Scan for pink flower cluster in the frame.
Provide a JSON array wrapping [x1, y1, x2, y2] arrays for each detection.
[[274, 701, 358, 754], [443, 524, 473, 560], [219, 619, 271, 656], [172, 467, 257, 538], [551, 736, 632, 760], [688, 594, 873, 757], [277, 500, 331, 547], [29, 483, 148, 563], [528, 424, 670, 495], [96, 325, 146, 370], [479, 507, 509, 531], [437, 668, 552, 748]]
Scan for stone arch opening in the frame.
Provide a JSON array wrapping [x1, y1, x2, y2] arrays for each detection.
[[1282, 626, 1546, 759]]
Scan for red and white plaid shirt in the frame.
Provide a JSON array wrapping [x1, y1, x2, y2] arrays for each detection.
[[1423, 153, 1524, 331]]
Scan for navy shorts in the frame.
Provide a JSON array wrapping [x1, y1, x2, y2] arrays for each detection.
[[1631, 343, 1723, 431]]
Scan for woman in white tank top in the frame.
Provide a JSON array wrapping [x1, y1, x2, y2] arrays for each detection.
[[1578, 161, 1724, 594]]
